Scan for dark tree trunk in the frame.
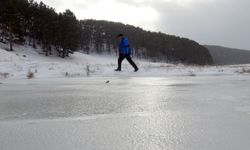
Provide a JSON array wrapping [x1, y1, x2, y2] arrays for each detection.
[[32, 38, 37, 48], [49, 45, 52, 55], [62, 49, 65, 58], [9, 26, 13, 51]]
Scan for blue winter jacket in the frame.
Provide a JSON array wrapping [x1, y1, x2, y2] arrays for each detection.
[[119, 37, 131, 54]]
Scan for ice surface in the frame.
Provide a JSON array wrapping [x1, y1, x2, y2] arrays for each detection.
[[1, 76, 250, 150]]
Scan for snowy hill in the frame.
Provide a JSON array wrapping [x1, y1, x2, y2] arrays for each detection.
[[205, 45, 250, 65], [0, 43, 250, 79]]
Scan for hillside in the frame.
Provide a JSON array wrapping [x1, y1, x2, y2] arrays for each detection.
[[205, 45, 250, 65], [0, 0, 213, 65], [79, 20, 214, 65]]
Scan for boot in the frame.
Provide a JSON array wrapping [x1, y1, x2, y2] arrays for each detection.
[[115, 68, 121, 71]]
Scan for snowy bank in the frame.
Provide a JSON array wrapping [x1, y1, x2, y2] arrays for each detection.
[[0, 44, 250, 79]]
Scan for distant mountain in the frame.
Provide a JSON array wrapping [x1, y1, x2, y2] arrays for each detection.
[[205, 45, 250, 65]]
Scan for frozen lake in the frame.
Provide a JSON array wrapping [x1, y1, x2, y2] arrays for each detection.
[[0, 76, 250, 150]]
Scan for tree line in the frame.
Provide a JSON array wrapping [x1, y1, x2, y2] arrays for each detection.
[[0, 0, 213, 65], [0, 0, 80, 57], [80, 20, 213, 65]]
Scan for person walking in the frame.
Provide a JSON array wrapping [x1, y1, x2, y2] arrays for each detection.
[[115, 34, 139, 72]]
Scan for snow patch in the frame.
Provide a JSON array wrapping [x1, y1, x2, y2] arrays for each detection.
[[235, 105, 250, 115], [0, 43, 250, 79]]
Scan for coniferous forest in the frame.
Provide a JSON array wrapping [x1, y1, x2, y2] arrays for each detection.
[[0, 0, 213, 65]]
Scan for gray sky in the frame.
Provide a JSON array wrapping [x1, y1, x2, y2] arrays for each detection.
[[41, 0, 250, 50]]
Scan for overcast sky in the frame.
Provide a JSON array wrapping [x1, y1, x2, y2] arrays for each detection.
[[40, 0, 250, 50]]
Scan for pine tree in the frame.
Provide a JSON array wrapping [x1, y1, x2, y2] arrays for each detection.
[[58, 10, 80, 58], [0, 0, 18, 50]]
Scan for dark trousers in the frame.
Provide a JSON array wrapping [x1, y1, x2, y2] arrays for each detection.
[[118, 54, 138, 70]]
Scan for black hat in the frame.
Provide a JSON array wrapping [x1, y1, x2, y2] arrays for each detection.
[[117, 34, 124, 38]]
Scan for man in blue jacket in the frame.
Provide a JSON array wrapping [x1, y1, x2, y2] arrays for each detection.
[[115, 34, 139, 72]]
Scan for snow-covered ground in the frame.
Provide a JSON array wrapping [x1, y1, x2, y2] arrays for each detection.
[[1, 44, 250, 150], [1, 43, 250, 80]]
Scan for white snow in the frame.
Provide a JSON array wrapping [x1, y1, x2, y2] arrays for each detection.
[[1, 43, 250, 150], [1, 43, 250, 80]]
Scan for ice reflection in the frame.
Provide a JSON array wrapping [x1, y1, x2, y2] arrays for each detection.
[[1, 76, 250, 150]]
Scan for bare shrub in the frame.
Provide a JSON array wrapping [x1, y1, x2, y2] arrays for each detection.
[[188, 71, 196, 77], [86, 65, 90, 76], [0, 72, 10, 78], [238, 68, 250, 74], [27, 71, 34, 79], [242, 68, 250, 74]]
